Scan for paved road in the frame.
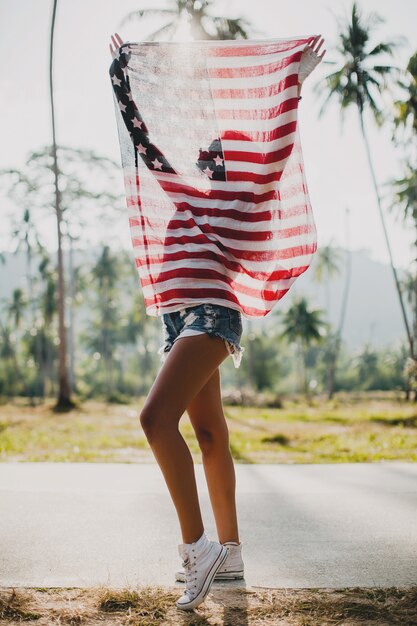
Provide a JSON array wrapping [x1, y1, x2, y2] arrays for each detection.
[[1, 462, 416, 589]]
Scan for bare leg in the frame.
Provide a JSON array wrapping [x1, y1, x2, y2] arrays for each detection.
[[186, 366, 240, 545], [139, 333, 230, 544]]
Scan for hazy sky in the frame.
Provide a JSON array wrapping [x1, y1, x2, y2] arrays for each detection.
[[1, 0, 416, 270]]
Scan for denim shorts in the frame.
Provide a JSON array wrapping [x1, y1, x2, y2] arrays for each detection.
[[157, 303, 245, 368]]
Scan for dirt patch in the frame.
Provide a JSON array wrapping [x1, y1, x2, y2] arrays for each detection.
[[1, 585, 416, 625]]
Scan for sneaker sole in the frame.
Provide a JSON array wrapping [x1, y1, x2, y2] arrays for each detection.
[[175, 545, 229, 611], [175, 569, 244, 582]]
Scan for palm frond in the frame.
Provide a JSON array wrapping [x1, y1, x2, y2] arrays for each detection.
[[371, 64, 398, 75], [363, 82, 384, 125], [407, 52, 417, 79], [207, 15, 250, 39], [367, 41, 394, 56]]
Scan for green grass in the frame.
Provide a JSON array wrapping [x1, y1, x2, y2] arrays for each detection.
[[0, 393, 416, 463]]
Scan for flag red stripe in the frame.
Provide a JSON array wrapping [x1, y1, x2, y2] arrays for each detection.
[[207, 53, 302, 79], [129, 202, 307, 225], [212, 73, 299, 99], [132, 236, 317, 262], [207, 38, 312, 57]]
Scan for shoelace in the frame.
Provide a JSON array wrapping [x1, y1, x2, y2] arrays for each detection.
[[182, 550, 198, 597]]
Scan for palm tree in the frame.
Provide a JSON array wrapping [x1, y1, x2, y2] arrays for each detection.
[[313, 219, 354, 399], [120, 0, 250, 41], [315, 2, 413, 360], [280, 297, 326, 397], [10, 208, 44, 299], [356, 343, 379, 389], [0, 289, 28, 396], [121, 268, 155, 392], [313, 241, 343, 315], [391, 51, 417, 396], [399, 269, 417, 399], [9, 207, 45, 401], [391, 166, 417, 261], [0, 144, 124, 402], [394, 51, 417, 137], [8, 288, 27, 334], [85, 246, 123, 399], [329, 210, 353, 399], [6, 288, 29, 394], [66, 248, 90, 395], [391, 167, 417, 398], [37, 253, 58, 397]]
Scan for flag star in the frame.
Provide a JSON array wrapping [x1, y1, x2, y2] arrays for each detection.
[[118, 101, 127, 112], [213, 155, 224, 167], [151, 158, 163, 170], [111, 74, 122, 87], [136, 143, 147, 154], [203, 166, 213, 178], [133, 118, 143, 129]]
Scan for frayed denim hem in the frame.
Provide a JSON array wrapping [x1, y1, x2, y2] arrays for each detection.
[[225, 339, 245, 368], [157, 333, 245, 368], [207, 330, 245, 369]]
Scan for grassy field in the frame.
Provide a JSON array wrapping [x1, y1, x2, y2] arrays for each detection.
[[0, 392, 416, 463]]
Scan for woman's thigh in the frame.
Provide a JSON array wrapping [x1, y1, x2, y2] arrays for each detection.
[[186, 367, 228, 438], [141, 333, 229, 426]]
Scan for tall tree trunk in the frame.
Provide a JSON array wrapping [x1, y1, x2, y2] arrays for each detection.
[[327, 209, 353, 399], [359, 111, 414, 360], [68, 240, 76, 393], [49, 0, 74, 411]]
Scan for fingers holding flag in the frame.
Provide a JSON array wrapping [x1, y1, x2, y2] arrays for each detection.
[[109, 32, 125, 60], [307, 34, 326, 60]]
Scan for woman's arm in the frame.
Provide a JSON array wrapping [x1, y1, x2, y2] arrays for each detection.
[[297, 35, 326, 99], [109, 33, 178, 176]]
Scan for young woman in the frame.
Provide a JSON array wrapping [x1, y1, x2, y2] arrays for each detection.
[[109, 31, 325, 611]]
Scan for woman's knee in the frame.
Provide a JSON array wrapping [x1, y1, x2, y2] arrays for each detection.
[[139, 403, 179, 439], [139, 406, 152, 437], [195, 425, 229, 455]]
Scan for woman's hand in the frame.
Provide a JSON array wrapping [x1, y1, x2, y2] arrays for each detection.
[[303, 34, 326, 61], [109, 32, 124, 60], [297, 35, 326, 97]]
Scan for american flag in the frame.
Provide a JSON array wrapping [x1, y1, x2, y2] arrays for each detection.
[[110, 37, 318, 318]]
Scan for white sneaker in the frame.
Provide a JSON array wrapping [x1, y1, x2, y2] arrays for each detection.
[[175, 531, 229, 611], [175, 540, 244, 582]]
